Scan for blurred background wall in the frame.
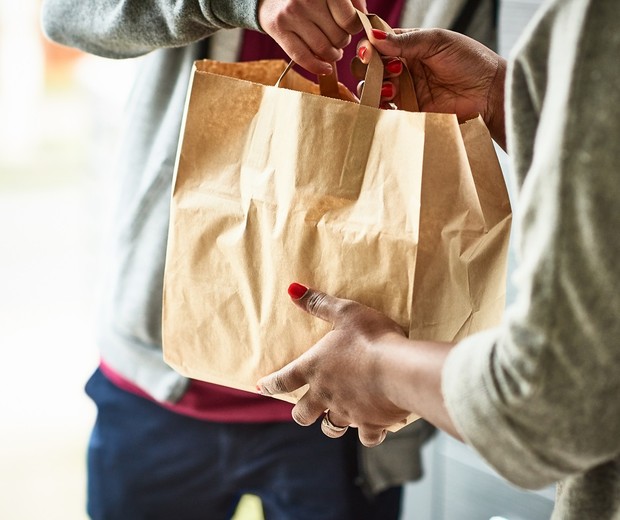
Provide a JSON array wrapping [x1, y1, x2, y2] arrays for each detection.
[[0, 2, 135, 518], [1, 1, 548, 519]]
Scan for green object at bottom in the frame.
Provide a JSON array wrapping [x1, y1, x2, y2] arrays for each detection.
[[232, 494, 264, 520]]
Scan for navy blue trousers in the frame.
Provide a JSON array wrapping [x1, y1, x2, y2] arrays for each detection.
[[86, 369, 402, 520]]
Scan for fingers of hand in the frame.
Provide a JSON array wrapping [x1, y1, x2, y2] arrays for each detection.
[[300, 22, 346, 62], [321, 411, 350, 438], [356, 78, 397, 105], [358, 32, 406, 62], [352, 0, 368, 13], [268, 32, 334, 76], [370, 31, 408, 58], [291, 394, 327, 426], [358, 426, 388, 447], [291, 285, 354, 327], [384, 57, 403, 77], [353, 54, 402, 79], [355, 38, 373, 65], [380, 81, 396, 101], [260, 0, 367, 75], [257, 360, 307, 397], [353, 40, 402, 106], [327, 0, 363, 34]]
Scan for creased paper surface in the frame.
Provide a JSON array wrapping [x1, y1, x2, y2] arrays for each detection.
[[162, 60, 512, 429]]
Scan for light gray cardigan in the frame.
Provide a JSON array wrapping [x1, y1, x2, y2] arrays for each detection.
[[443, 0, 620, 517]]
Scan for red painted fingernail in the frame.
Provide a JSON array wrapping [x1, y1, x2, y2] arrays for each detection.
[[386, 59, 402, 74], [372, 29, 388, 40], [381, 83, 394, 98], [288, 282, 308, 300], [358, 46, 367, 60]]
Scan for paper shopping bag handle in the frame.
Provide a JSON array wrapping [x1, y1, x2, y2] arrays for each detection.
[[318, 10, 420, 112], [276, 11, 419, 112]]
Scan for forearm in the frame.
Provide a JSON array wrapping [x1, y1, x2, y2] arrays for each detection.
[[378, 335, 462, 440], [41, 0, 260, 58]]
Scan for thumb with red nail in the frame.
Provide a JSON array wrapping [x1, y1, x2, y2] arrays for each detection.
[[257, 283, 457, 447]]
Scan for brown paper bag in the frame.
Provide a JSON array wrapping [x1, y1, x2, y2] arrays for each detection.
[[162, 13, 512, 416]]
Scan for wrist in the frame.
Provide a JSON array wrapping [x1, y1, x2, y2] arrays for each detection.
[[379, 337, 461, 437], [375, 334, 429, 414]]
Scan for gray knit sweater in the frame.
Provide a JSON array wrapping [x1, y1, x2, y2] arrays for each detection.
[[43, 0, 497, 496], [443, 1, 620, 518], [41, 0, 262, 401]]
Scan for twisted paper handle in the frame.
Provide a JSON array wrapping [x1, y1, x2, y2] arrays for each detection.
[[276, 10, 419, 111], [320, 10, 419, 111]]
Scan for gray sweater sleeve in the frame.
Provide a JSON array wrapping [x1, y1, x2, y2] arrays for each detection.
[[442, 0, 620, 491], [40, 0, 260, 58]]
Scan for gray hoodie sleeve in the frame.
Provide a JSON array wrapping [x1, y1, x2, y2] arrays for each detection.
[[40, 0, 260, 58], [442, 0, 620, 491]]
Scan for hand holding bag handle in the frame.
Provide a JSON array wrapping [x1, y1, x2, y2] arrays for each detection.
[[280, 10, 420, 112], [273, 10, 421, 198], [350, 10, 419, 112]]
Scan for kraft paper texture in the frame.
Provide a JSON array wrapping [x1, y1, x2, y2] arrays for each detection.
[[162, 57, 512, 429]]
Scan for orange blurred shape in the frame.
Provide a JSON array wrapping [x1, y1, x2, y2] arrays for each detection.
[[40, 34, 83, 89]]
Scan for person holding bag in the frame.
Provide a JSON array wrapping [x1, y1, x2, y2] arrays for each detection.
[[41, 0, 497, 518], [258, 1, 620, 518]]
